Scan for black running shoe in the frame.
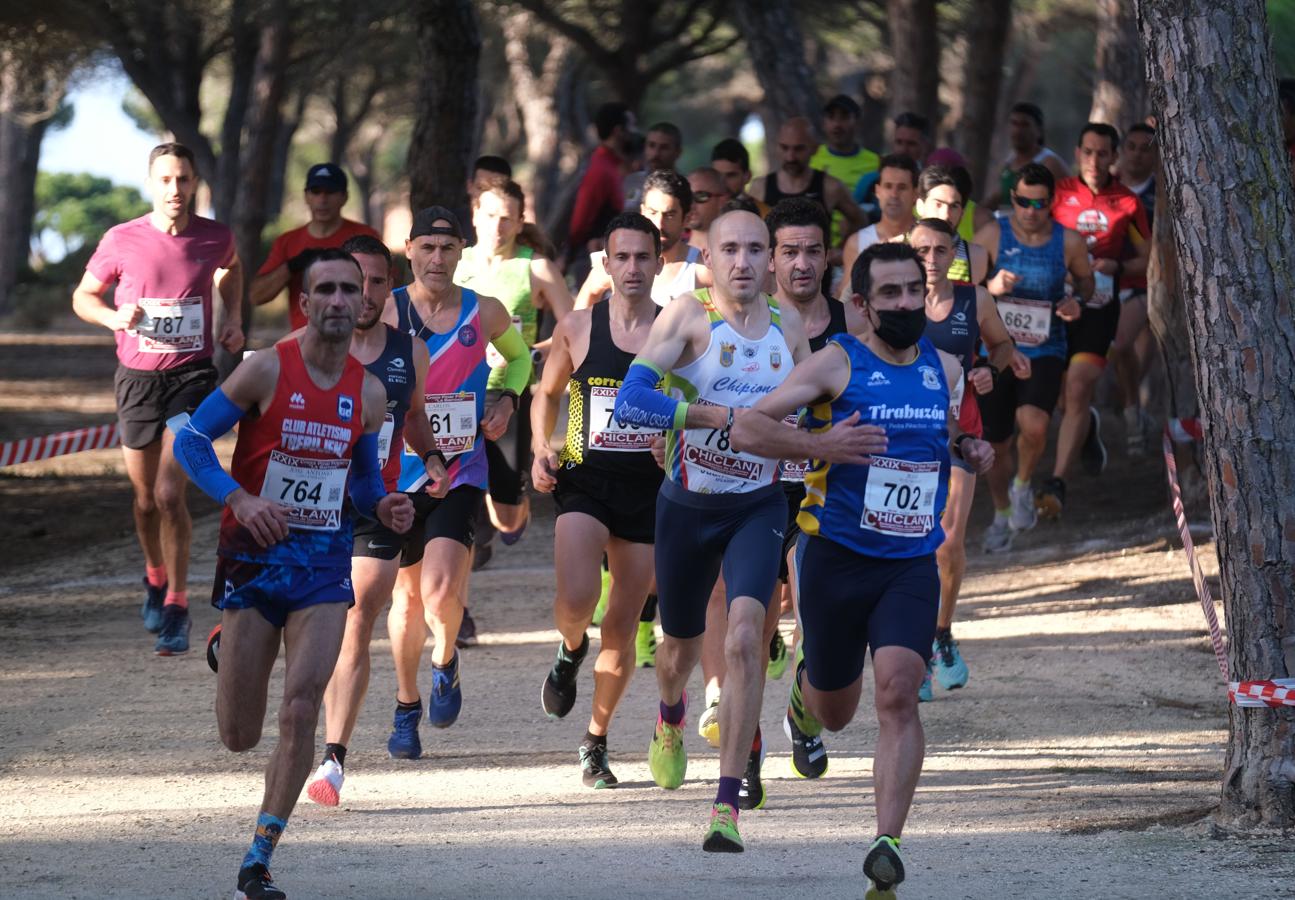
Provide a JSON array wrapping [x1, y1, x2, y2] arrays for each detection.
[[206, 623, 221, 673], [236, 863, 286, 900], [783, 708, 829, 779], [1080, 406, 1108, 475], [471, 541, 493, 572], [456, 609, 479, 648], [578, 740, 618, 789], [541, 634, 588, 718], [1035, 476, 1066, 520], [863, 835, 905, 898], [737, 747, 766, 810]]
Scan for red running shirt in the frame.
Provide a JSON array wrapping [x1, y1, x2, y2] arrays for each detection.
[[1052, 176, 1150, 290], [259, 219, 381, 330]]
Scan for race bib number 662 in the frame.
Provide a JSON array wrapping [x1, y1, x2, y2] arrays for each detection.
[[997, 296, 1052, 347]]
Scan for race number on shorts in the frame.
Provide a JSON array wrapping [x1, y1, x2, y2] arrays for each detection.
[[861, 456, 940, 537], [132, 296, 206, 354], [996, 296, 1052, 347], [426, 391, 477, 456], [588, 384, 660, 452], [261, 451, 350, 531]]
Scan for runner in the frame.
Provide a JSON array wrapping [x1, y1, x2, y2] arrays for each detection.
[[170, 248, 415, 900], [1113, 122, 1159, 456], [1045, 123, 1150, 514], [381, 208, 533, 756], [985, 103, 1071, 211], [809, 94, 880, 248], [251, 163, 380, 332], [686, 166, 731, 254], [530, 212, 665, 788], [973, 164, 1092, 552], [612, 206, 815, 851], [731, 240, 994, 898], [645, 122, 683, 173], [568, 102, 635, 260], [841, 154, 920, 291], [913, 164, 989, 284], [853, 111, 930, 218], [710, 138, 767, 216], [304, 235, 443, 808], [911, 218, 1028, 700], [71, 142, 243, 655]]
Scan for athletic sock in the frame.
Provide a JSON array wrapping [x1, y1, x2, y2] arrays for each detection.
[[582, 729, 606, 748], [1013, 476, 1030, 490], [660, 694, 686, 726], [640, 593, 658, 622], [994, 506, 1011, 522], [935, 627, 952, 642], [433, 654, 457, 672], [564, 632, 590, 661], [145, 565, 167, 589], [241, 812, 286, 870], [163, 590, 188, 609], [397, 698, 421, 712], [323, 743, 347, 768], [716, 775, 741, 812]]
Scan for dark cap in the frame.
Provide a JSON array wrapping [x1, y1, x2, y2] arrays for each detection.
[[823, 94, 861, 118], [409, 206, 465, 241], [305, 163, 347, 192]]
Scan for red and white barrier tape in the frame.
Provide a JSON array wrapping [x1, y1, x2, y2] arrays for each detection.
[[1162, 423, 1295, 708], [0, 423, 120, 467]]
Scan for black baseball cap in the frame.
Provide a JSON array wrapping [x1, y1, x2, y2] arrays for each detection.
[[305, 163, 347, 192], [409, 206, 465, 241], [823, 94, 861, 118]]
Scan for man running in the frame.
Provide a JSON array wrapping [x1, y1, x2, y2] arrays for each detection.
[[710, 138, 766, 216], [531, 212, 665, 789], [304, 235, 443, 808], [686, 166, 731, 254], [613, 206, 816, 851], [732, 241, 994, 898], [841, 154, 920, 288], [1044, 123, 1149, 514], [986, 103, 1071, 211], [72, 141, 244, 655], [913, 164, 989, 284], [251, 164, 380, 332], [171, 248, 415, 900], [974, 164, 1092, 551], [809, 94, 880, 248], [853, 111, 930, 218]]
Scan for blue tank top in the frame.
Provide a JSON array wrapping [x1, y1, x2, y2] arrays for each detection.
[[993, 221, 1068, 359], [798, 334, 950, 558], [362, 325, 415, 491], [924, 285, 979, 374]]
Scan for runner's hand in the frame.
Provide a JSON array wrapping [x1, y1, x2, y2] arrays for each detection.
[[218, 319, 245, 354], [227, 488, 290, 547], [815, 411, 887, 464], [961, 438, 995, 475], [531, 451, 559, 493], [1057, 296, 1082, 322], [1009, 349, 1032, 380], [481, 399, 512, 441], [423, 456, 449, 499], [378, 492, 415, 534], [650, 435, 667, 470], [969, 366, 994, 395], [112, 304, 144, 331], [986, 269, 1018, 296]]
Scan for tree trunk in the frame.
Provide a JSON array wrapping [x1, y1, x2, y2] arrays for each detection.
[[734, 0, 821, 138], [1137, 0, 1295, 828], [266, 90, 307, 224], [407, 0, 481, 213], [887, 0, 941, 126], [955, 0, 1013, 201], [1091, 0, 1146, 130]]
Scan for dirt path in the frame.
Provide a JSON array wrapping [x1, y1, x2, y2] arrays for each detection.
[[2, 329, 1291, 898]]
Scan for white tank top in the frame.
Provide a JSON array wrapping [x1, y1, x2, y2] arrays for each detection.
[[652, 245, 703, 307]]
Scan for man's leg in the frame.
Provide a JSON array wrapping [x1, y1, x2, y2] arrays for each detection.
[[1051, 357, 1103, 482], [986, 439, 1013, 509], [121, 442, 164, 574], [153, 429, 193, 600], [321, 555, 400, 747], [697, 579, 727, 745], [216, 607, 282, 753], [590, 537, 654, 736], [716, 595, 768, 782], [421, 538, 470, 667], [542, 511, 608, 720], [1113, 295, 1151, 453], [935, 467, 975, 632], [1015, 404, 1051, 484], [870, 645, 927, 838], [388, 563, 425, 705]]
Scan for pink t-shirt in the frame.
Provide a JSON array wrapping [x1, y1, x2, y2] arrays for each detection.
[[87, 214, 236, 370]]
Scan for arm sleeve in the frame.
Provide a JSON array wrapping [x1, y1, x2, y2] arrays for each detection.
[[614, 360, 688, 431], [347, 431, 386, 520], [168, 389, 244, 503], [491, 324, 534, 394]]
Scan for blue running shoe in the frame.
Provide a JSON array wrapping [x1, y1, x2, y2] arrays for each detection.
[[932, 632, 969, 690], [154, 605, 190, 655], [918, 663, 933, 703], [141, 578, 166, 633], [428, 652, 462, 728], [388, 701, 423, 759]]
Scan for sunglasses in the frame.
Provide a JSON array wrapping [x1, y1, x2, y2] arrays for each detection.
[[1012, 194, 1050, 210]]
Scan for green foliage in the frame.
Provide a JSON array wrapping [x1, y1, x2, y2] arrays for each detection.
[[1271, 0, 1295, 76], [33, 172, 148, 254]]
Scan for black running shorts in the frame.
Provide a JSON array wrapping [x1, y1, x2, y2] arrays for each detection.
[[114, 360, 216, 449], [399, 485, 483, 566], [554, 466, 661, 544], [976, 354, 1066, 444]]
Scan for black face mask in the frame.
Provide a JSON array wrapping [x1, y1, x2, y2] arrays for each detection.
[[872, 305, 927, 351]]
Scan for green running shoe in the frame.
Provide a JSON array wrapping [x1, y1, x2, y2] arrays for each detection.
[[863, 834, 905, 898], [648, 716, 686, 788], [767, 630, 788, 680], [702, 802, 743, 853], [635, 620, 657, 668], [591, 568, 611, 627]]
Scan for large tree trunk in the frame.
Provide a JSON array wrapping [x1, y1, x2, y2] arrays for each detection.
[[1091, 0, 1146, 130], [1137, 0, 1295, 829], [955, 0, 1013, 201], [887, 0, 941, 126], [734, 0, 821, 144], [407, 0, 481, 213]]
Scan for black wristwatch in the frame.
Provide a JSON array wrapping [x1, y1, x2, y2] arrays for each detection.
[[499, 389, 520, 410], [952, 433, 974, 460], [422, 447, 448, 468]]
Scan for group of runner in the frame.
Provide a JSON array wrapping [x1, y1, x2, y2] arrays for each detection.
[[73, 91, 1159, 898]]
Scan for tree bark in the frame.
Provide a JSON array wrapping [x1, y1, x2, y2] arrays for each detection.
[[887, 0, 941, 126], [407, 0, 481, 213], [1137, 0, 1295, 828], [955, 0, 1013, 201], [733, 0, 821, 136], [1091, 0, 1146, 131]]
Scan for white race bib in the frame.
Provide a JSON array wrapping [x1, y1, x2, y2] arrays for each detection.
[[486, 315, 524, 368], [588, 384, 660, 452], [778, 412, 808, 482], [377, 413, 395, 466], [261, 450, 350, 531], [426, 392, 477, 456], [997, 296, 1052, 347], [681, 426, 777, 487], [133, 296, 206, 354], [861, 456, 940, 537], [950, 374, 966, 419]]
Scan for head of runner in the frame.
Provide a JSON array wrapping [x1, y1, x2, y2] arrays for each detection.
[[876, 154, 920, 229], [686, 167, 728, 234], [473, 180, 525, 256], [909, 217, 957, 290], [1009, 163, 1056, 237], [915, 165, 967, 230], [766, 197, 828, 305], [891, 111, 930, 164], [645, 122, 682, 172], [1008, 102, 1046, 156], [640, 170, 692, 255], [341, 234, 393, 331], [822, 94, 861, 155], [1121, 124, 1158, 184], [705, 208, 770, 307], [776, 118, 816, 179], [1076, 122, 1119, 193], [711, 138, 753, 199], [602, 212, 662, 303], [300, 248, 364, 344], [304, 163, 348, 229], [849, 242, 927, 361], [147, 142, 198, 232], [406, 206, 465, 298]]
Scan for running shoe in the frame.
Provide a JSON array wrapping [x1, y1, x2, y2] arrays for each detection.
[[141, 578, 166, 633], [702, 802, 743, 853], [154, 605, 191, 656], [648, 715, 687, 789], [737, 746, 766, 810], [387, 701, 423, 759], [1124, 406, 1147, 459], [235, 863, 286, 900], [767, 630, 788, 680], [982, 516, 1014, 553], [932, 632, 969, 690], [1035, 476, 1066, 520], [698, 696, 721, 748], [470, 541, 493, 571], [427, 652, 462, 728], [1008, 480, 1037, 532], [456, 609, 479, 648], [591, 568, 611, 627], [918, 664, 933, 702], [635, 620, 656, 668], [783, 709, 828, 779], [1081, 405, 1108, 474], [306, 758, 345, 807], [578, 740, 618, 789], [541, 634, 588, 719], [863, 835, 905, 899], [206, 623, 221, 673], [499, 517, 528, 546]]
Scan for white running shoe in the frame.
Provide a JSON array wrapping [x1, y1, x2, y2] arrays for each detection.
[[1008, 480, 1037, 532], [306, 759, 345, 807], [982, 517, 1014, 553], [698, 697, 721, 748]]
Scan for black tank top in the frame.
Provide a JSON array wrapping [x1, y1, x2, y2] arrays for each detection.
[[362, 325, 415, 486], [809, 297, 849, 352], [764, 169, 827, 209], [558, 300, 664, 481], [924, 285, 980, 373]]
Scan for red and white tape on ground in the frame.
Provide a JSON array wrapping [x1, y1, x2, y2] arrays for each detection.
[[1163, 422, 1295, 708], [0, 423, 120, 467]]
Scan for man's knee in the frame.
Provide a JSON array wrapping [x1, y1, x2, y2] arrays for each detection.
[[219, 716, 263, 753], [278, 693, 322, 741], [154, 480, 188, 517], [723, 612, 764, 672], [874, 669, 922, 725]]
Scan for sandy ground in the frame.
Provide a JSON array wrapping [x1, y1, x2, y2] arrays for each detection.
[[2, 326, 1292, 899]]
